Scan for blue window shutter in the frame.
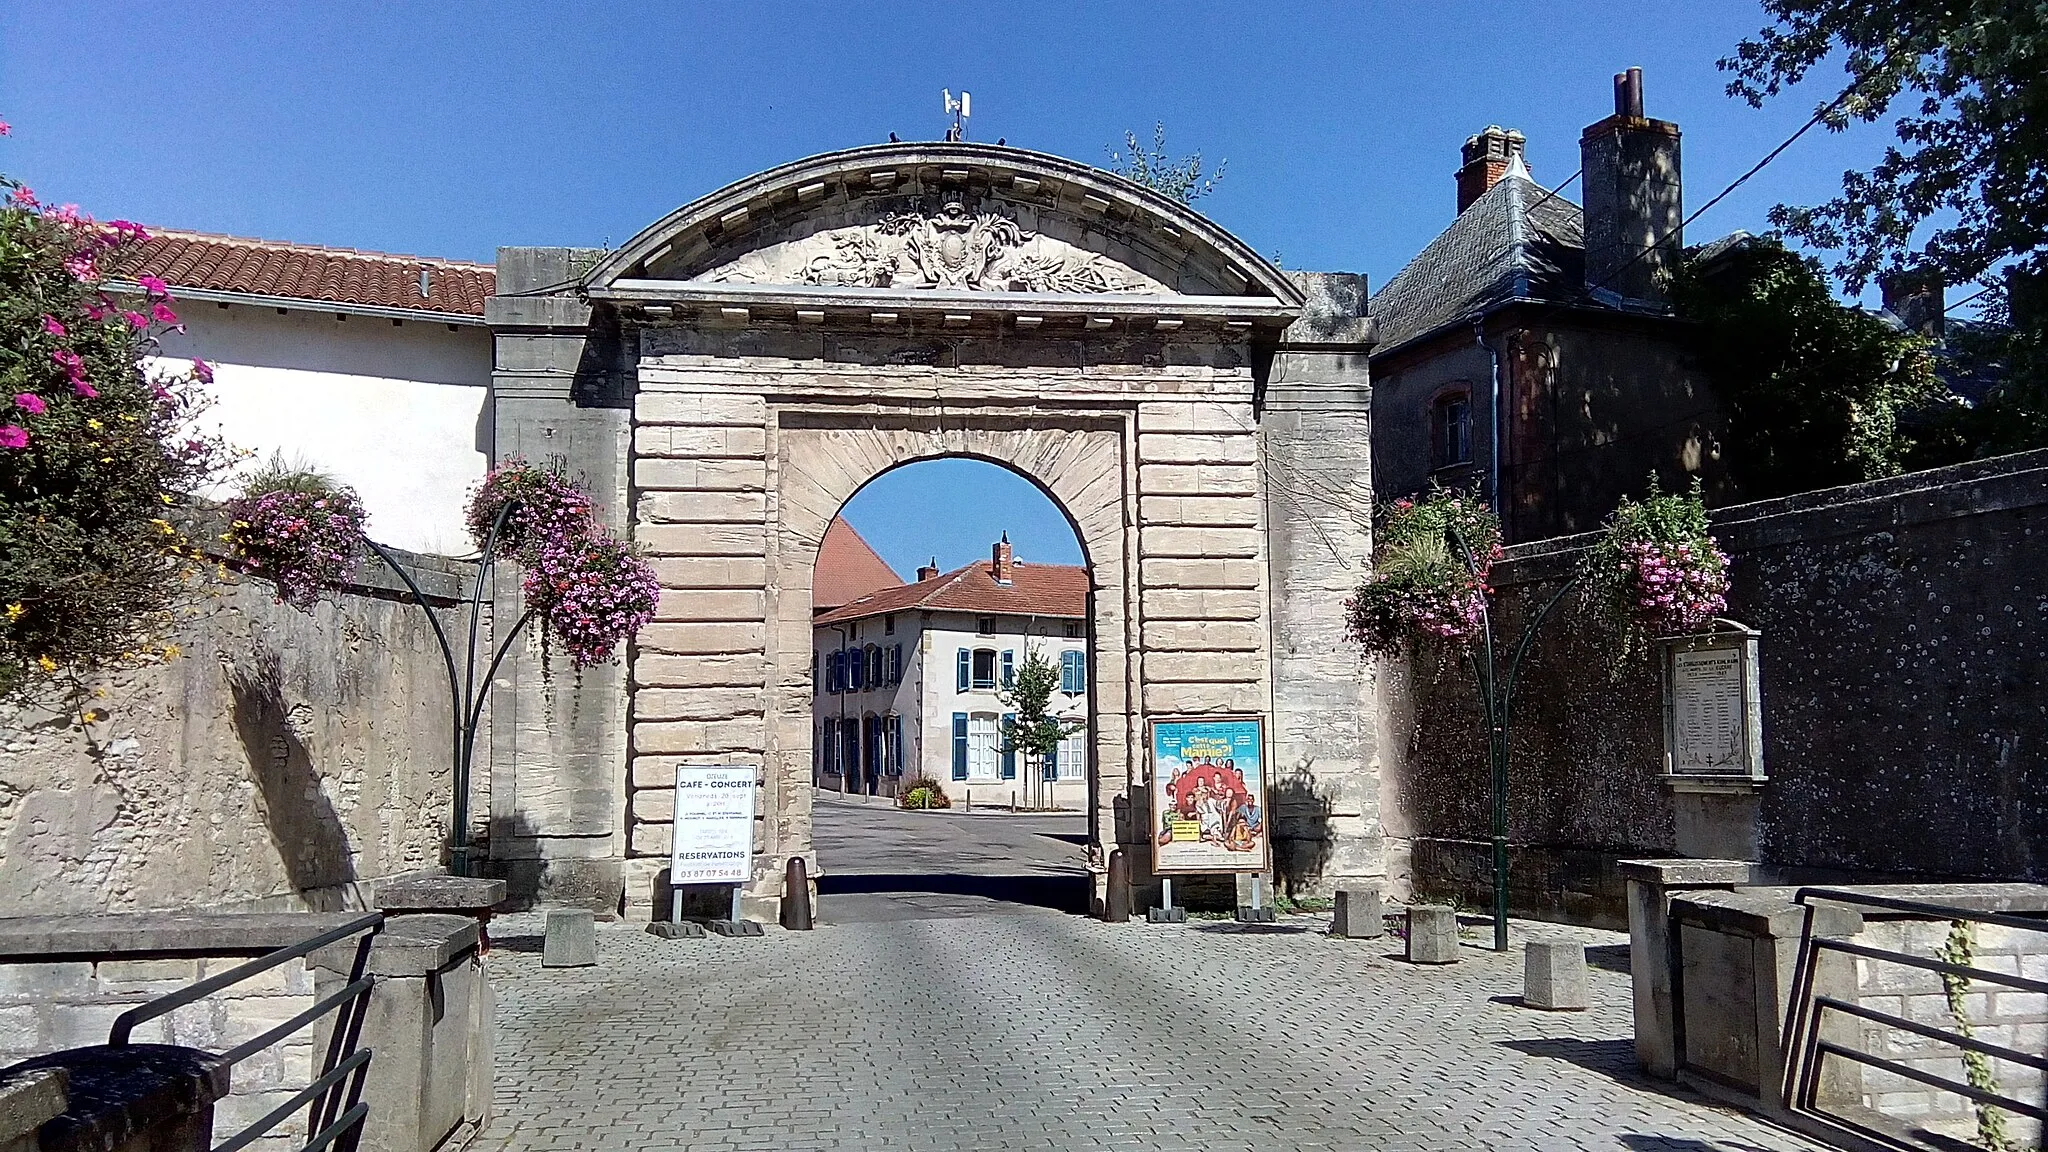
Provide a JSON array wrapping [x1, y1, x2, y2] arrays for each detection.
[[892, 718, 904, 776], [1001, 713, 1016, 779], [951, 713, 968, 780], [890, 644, 902, 684], [1056, 651, 1071, 693], [1001, 650, 1015, 688], [956, 648, 970, 692], [1074, 652, 1087, 693]]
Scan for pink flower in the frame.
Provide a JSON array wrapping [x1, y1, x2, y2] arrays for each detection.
[[106, 220, 150, 242], [83, 302, 109, 321], [8, 186, 35, 208], [191, 359, 214, 384], [0, 426, 28, 450], [13, 393, 46, 415], [123, 311, 148, 330], [73, 381, 98, 399], [150, 301, 179, 326], [63, 253, 96, 281], [0, 120, 10, 136], [51, 349, 82, 373], [40, 315, 66, 337], [137, 275, 169, 297]]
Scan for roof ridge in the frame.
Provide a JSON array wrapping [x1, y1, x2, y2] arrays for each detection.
[[142, 227, 494, 271]]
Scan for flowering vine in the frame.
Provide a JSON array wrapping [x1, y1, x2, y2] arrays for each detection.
[[1, 139, 230, 701], [1578, 477, 1731, 664], [1344, 487, 1501, 657]]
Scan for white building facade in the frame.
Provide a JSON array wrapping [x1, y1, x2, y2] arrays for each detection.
[[813, 539, 1090, 810]]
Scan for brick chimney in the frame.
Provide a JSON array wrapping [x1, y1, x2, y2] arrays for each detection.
[[1457, 126, 1527, 213], [991, 533, 1014, 585], [1580, 67, 1683, 303], [1880, 271, 1946, 339], [916, 557, 939, 581]]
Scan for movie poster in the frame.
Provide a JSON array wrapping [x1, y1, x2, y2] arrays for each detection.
[[1149, 716, 1268, 875]]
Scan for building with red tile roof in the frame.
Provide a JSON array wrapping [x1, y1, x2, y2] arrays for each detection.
[[812, 517, 902, 613], [108, 229, 495, 321]]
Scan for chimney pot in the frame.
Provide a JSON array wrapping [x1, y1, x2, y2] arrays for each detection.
[[1456, 126, 1528, 214], [992, 533, 1014, 585], [1880, 271, 1946, 338], [916, 556, 939, 581], [1582, 67, 1682, 304]]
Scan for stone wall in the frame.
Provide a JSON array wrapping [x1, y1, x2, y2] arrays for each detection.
[[0, 547, 477, 917], [1386, 449, 2048, 924]]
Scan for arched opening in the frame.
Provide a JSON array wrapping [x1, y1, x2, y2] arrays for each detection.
[[808, 456, 1094, 920]]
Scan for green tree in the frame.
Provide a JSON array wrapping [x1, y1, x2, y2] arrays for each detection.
[[998, 645, 1084, 804], [1671, 238, 1942, 498], [1105, 123, 1225, 205], [1722, 1, 2048, 450], [1, 165, 228, 703]]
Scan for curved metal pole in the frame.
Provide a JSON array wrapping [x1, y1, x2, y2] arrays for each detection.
[[1501, 574, 1583, 735], [363, 539, 465, 869], [465, 607, 538, 739], [449, 504, 516, 877]]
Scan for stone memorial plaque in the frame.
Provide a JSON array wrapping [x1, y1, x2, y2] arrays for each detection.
[[1659, 625, 1764, 781]]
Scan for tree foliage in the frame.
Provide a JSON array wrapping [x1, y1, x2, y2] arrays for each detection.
[[998, 646, 1082, 770], [1671, 238, 1942, 498], [1105, 123, 1225, 205], [0, 167, 228, 702], [1722, 2, 2048, 455]]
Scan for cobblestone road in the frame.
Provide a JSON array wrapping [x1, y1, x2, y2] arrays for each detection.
[[474, 908, 1825, 1152]]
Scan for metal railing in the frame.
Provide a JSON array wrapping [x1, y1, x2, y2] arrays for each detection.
[[1784, 887, 2048, 1151], [110, 912, 384, 1152]]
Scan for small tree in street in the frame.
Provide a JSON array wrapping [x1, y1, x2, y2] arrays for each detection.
[[999, 645, 1084, 809]]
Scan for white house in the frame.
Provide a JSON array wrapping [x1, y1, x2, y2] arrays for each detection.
[[114, 229, 496, 554], [812, 531, 1090, 809]]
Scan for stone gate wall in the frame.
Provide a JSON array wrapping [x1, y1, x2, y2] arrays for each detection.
[[1384, 449, 2048, 925], [0, 546, 477, 917]]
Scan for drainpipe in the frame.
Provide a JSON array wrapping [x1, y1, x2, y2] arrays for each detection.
[[1475, 318, 1504, 518]]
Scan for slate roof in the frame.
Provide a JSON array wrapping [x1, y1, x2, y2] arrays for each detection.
[[813, 557, 1088, 625], [813, 517, 903, 612], [1368, 164, 1587, 356], [108, 229, 496, 318]]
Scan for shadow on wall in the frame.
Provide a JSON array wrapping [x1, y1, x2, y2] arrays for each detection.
[[1272, 762, 1335, 898], [226, 647, 357, 905]]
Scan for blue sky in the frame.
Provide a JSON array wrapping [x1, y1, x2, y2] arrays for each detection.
[[0, 1, 1901, 571]]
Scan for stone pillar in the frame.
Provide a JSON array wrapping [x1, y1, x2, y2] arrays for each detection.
[[1666, 891, 1862, 1117], [1619, 858, 1752, 1079], [483, 250, 633, 912], [1257, 272, 1379, 898], [312, 916, 489, 1152]]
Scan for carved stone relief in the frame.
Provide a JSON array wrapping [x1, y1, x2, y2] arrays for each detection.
[[700, 199, 1166, 294]]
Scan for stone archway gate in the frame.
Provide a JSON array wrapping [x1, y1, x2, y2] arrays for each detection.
[[481, 143, 1381, 918]]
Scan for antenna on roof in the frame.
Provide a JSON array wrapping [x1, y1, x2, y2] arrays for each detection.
[[943, 89, 970, 142]]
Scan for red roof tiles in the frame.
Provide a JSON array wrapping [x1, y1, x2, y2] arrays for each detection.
[[109, 229, 496, 317], [813, 518, 903, 612], [815, 556, 1087, 625]]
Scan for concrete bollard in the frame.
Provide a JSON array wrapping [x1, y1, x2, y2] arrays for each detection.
[[781, 857, 814, 931], [1523, 940, 1589, 1010], [1406, 905, 1459, 964], [541, 909, 596, 968], [1331, 886, 1385, 938]]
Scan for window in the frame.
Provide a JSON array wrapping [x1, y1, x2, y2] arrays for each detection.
[[865, 644, 882, 689], [1055, 730, 1087, 780], [976, 616, 995, 636], [956, 648, 970, 692], [1059, 650, 1087, 695], [970, 648, 997, 689], [968, 713, 998, 778], [1433, 389, 1473, 468], [840, 718, 860, 777], [1063, 621, 1082, 639], [1000, 649, 1015, 689], [884, 714, 903, 776], [888, 644, 903, 685], [885, 613, 895, 635], [818, 720, 832, 774], [826, 651, 845, 694], [847, 648, 864, 692], [951, 713, 969, 780]]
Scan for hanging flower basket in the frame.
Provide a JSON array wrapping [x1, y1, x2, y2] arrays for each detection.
[[1345, 487, 1501, 657], [222, 465, 367, 610], [464, 457, 595, 560], [1580, 477, 1730, 662], [522, 529, 659, 669]]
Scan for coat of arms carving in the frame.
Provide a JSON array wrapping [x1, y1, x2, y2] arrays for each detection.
[[708, 199, 1146, 294]]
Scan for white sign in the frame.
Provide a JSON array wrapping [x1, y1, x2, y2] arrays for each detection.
[[670, 765, 756, 885], [1672, 648, 1745, 773]]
